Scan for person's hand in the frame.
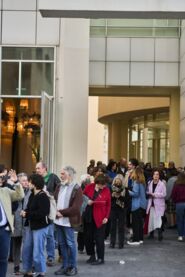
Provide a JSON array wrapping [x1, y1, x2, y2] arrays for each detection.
[[87, 200, 94, 206], [102, 218, 108, 224], [56, 211, 63, 218], [20, 210, 26, 217], [9, 169, 18, 183]]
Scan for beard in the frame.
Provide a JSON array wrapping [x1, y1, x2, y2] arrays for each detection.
[[61, 180, 69, 186]]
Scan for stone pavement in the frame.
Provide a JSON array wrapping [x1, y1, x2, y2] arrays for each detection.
[[7, 229, 185, 277]]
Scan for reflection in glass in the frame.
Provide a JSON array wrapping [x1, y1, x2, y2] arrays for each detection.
[[2, 47, 54, 61], [90, 19, 180, 38], [21, 63, 54, 95], [129, 112, 169, 166], [1, 62, 19, 95]]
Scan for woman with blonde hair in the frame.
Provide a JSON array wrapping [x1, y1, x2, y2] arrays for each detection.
[[127, 166, 147, 245], [110, 175, 129, 248]]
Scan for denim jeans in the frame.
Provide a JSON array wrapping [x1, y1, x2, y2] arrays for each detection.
[[46, 223, 55, 260], [0, 227, 11, 277], [22, 227, 33, 273], [176, 202, 185, 236], [56, 225, 77, 269], [22, 226, 49, 274]]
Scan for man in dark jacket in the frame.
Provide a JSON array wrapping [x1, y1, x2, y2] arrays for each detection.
[[36, 162, 60, 266], [54, 166, 82, 276]]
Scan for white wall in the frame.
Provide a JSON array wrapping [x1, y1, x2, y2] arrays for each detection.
[[87, 97, 107, 164], [90, 37, 179, 87], [54, 19, 90, 181], [180, 21, 185, 166], [1, 2, 60, 45]]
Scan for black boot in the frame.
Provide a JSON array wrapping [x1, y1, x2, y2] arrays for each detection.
[[109, 243, 115, 248], [148, 231, 154, 239], [118, 243, 124, 249], [86, 254, 96, 264], [158, 229, 163, 241]]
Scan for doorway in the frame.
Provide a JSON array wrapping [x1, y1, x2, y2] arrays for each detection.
[[0, 98, 41, 173]]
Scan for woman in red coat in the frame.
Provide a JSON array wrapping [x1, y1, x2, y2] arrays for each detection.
[[83, 174, 111, 265]]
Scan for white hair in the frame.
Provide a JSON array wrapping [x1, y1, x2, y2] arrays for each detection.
[[63, 166, 76, 180]]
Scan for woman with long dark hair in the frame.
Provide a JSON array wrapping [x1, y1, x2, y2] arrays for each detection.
[[146, 169, 166, 241]]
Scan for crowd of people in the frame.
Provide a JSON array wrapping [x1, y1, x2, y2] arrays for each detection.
[[0, 157, 185, 277]]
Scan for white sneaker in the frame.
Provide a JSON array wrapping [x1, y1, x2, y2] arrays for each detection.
[[178, 236, 183, 241], [104, 240, 109, 245], [139, 240, 144, 244], [127, 241, 140, 246]]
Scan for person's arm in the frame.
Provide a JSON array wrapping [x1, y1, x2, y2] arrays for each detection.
[[153, 183, 166, 198], [27, 193, 50, 220], [171, 185, 177, 203], [129, 182, 139, 197], [102, 189, 111, 224], [58, 188, 83, 217], [9, 183, 24, 202]]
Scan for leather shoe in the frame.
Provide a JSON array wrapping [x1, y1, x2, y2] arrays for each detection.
[[90, 259, 104, 265], [86, 255, 96, 263]]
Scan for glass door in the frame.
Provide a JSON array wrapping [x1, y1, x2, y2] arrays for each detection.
[[0, 97, 41, 173], [40, 91, 54, 171]]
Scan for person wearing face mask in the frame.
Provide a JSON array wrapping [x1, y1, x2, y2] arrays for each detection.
[[110, 175, 129, 249], [0, 170, 24, 277], [54, 166, 82, 276]]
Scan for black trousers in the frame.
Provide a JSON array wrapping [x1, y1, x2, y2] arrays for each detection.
[[77, 231, 85, 251], [12, 236, 22, 267], [110, 209, 125, 246], [84, 220, 106, 260], [132, 208, 145, 242]]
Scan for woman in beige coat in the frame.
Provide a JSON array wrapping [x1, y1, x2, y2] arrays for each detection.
[[0, 170, 24, 277]]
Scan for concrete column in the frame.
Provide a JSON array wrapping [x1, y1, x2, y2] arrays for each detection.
[[169, 91, 180, 166], [108, 121, 121, 161], [108, 120, 128, 161], [120, 120, 128, 160], [143, 128, 148, 163], [54, 18, 90, 180]]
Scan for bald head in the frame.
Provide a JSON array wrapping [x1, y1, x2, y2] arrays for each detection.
[[35, 162, 47, 177]]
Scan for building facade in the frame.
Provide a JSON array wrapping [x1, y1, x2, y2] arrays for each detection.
[[1, 0, 185, 178]]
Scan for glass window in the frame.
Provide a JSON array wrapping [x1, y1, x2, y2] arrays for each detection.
[[90, 27, 106, 37], [2, 47, 54, 61], [90, 19, 180, 38], [2, 62, 19, 95], [155, 27, 179, 37], [90, 19, 106, 27], [21, 62, 54, 96], [107, 19, 154, 27], [107, 27, 154, 37]]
